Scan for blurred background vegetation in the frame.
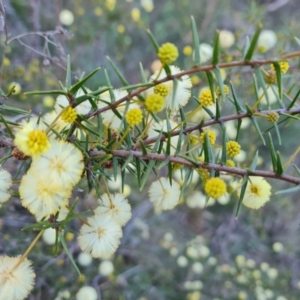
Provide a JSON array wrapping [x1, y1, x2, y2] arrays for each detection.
[[1, 0, 300, 299]]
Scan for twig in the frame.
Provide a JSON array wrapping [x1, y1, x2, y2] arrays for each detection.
[[89, 149, 300, 185]]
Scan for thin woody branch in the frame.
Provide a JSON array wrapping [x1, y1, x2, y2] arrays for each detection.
[[137, 106, 300, 148], [89, 149, 300, 185], [86, 50, 300, 119]]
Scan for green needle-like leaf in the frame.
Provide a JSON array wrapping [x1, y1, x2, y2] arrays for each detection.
[[66, 55, 72, 89], [244, 25, 262, 61], [272, 61, 282, 99], [106, 56, 129, 86], [191, 16, 200, 65], [70, 67, 101, 95], [235, 177, 248, 220], [212, 30, 220, 65]]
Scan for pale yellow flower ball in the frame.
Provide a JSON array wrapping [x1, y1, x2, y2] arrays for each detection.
[[76, 286, 98, 300], [77, 252, 93, 267], [59, 9, 74, 26], [8, 82, 21, 95], [219, 30, 235, 48], [99, 260, 114, 276], [42, 228, 57, 245], [177, 255, 188, 267], [43, 96, 55, 107]]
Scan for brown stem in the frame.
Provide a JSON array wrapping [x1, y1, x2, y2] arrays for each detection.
[[89, 149, 300, 185]]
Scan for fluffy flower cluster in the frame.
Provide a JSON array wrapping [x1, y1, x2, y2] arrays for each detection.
[[0, 255, 36, 300], [78, 193, 132, 258], [125, 108, 143, 126], [0, 168, 12, 208], [60, 106, 78, 123], [271, 61, 289, 74], [267, 111, 279, 123], [145, 94, 165, 113], [19, 139, 84, 220], [154, 84, 169, 98], [242, 177, 272, 209], [78, 215, 122, 259], [226, 141, 241, 157], [200, 130, 216, 145], [14, 122, 51, 157], [216, 84, 229, 96], [199, 89, 214, 106], [204, 177, 227, 199], [158, 43, 178, 65], [148, 177, 181, 211]]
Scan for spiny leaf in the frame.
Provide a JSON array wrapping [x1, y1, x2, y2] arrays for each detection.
[[244, 25, 262, 61], [106, 56, 129, 86], [66, 55, 72, 89], [275, 185, 300, 195], [272, 61, 282, 99], [276, 151, 284, 175], [268, 132, 277, 172], [212, 30, 220, 65], [191, 16, 200, 65], [235, 177, 248, 220], [70, 67, 101, 95]]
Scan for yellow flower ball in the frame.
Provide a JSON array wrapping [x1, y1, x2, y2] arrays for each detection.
[[226, 159, 235, 167], [117, 24, 125, 34], [43, 96, 55, 107], [131, 8, 141, 22], [216, 85, 229, 96], [267, 111, 279, 123], [145, 94, 165, 113], [199, 130, 216, 145], [8, 82, 21, 95], [61, 107, 78, 123], [154, 84, 169, 98], [125, 108, 143, 126], [199, 89, 214, 106], [226, 141, 241, 157], [188, 134, 199, 145], [158, 43, 179, 65], [204, 177, 227, 199], [183, 45, 193, 56], [271, 61, 289, 74]]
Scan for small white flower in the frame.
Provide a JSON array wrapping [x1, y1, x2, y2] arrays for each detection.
[[99, 260, 114, 276], [141, 0, 153, 12], [177, 255, 188, 267], [59, 10, 74, 26], [219, 30, 235, 48], [192, 262, 204, 274], [193, 43, 213, 64], [258, 86, 278, 106], [272, 242, 284, 253], [77, 252, 93, 267], [94, 193, 131, 227], [0, 168, 12, 207], [30, 140, 84, 188], [186, 191, 206, 209], [257, 30, 277, 53], [19, 169, 71, 220], [78, 215, 122, 258], [0, 255, 36, 300], [42, 228, 57, 245], [76, 286, 98, 300], [148, 177, 181, 211]]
